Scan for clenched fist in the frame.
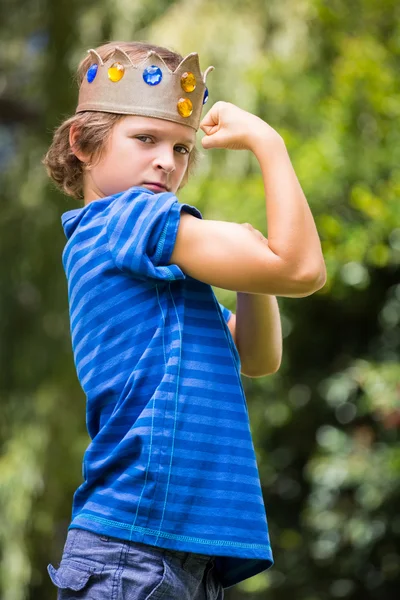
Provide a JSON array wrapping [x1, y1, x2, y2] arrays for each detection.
[[199, 101, 278, 151]]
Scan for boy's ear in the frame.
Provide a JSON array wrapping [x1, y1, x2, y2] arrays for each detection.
[[69, 124, 90, 163]]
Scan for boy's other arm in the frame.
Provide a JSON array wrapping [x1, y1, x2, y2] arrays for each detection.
[[227, 293, 282, 378]]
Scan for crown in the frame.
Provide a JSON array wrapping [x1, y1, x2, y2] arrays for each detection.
[[76, 47, 214, 131]]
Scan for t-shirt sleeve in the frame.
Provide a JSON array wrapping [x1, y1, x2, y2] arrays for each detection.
[[218, 302, 232, 324], [106, 189, 202, 282]]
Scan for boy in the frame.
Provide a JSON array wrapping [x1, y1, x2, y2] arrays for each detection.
[[45, 41, 326, 598]]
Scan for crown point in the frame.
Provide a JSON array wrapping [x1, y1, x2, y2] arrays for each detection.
[[139, 51, 170, 73], [87, 49, 103, 65], [111, 47, 134, 67], [203, 66, 214, 83], [175, 53, 201, 76]]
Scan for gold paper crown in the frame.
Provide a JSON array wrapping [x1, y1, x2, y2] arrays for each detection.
[[76, 47, 214, 131]]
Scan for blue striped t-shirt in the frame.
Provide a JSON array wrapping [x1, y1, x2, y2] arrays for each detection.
[[61, 186, 273, 589]]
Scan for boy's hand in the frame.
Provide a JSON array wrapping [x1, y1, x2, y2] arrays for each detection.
[[199, 101, 280, 151]]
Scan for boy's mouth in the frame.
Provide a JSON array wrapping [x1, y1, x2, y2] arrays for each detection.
[[143, 182, 169, 192]]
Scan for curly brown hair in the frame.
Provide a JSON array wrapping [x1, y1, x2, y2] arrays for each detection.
[[42, 41, 200, 201]]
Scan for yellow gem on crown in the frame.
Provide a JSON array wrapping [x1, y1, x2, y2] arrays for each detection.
[[177, 98, 193, 118], [181, 72, 196, 93], [108, 62, 125, 82]]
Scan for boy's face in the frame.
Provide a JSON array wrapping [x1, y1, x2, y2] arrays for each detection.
[[83, 115, 196, 202]]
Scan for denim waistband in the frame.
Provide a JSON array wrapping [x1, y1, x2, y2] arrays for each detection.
[[161, 545, 214, 570], [95, 531, 214, 570]]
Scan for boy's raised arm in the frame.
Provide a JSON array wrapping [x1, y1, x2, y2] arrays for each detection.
[[169, 101, 326, 298]]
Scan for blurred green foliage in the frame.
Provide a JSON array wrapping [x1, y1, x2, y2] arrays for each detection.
[[0, 1, 399, 599]]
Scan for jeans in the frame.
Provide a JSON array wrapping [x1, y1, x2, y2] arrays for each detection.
[[48, 528, 224, 599]]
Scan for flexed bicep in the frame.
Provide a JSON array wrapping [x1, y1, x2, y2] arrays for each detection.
[[169, 213, 312, 296]]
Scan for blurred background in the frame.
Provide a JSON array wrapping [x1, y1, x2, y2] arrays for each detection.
[[1, 0, 399, 598]]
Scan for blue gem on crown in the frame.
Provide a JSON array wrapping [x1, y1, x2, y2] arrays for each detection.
[[203, 88, 209, 104], [143, 66, 163, 86], [87, 64, 98, 83]]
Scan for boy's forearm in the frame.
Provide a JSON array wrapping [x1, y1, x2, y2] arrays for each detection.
[[236, 291, 282, 378], [250, 130, 326, 284]]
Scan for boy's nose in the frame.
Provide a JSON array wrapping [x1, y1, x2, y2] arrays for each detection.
[[154, 149, 176, 173]]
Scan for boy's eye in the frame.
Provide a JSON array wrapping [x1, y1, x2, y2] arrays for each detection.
[[175, 145, 190, 155], [136, 135, 153, 143], [134, 136, 189, 155]]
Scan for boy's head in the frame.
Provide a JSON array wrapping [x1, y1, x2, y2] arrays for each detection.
[[43, 41, 209, 202]]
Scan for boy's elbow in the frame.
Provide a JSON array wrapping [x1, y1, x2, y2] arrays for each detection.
[[241, 359, 282, 378], [309, 266, 328, 292], [296, 264, 327, 296]]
